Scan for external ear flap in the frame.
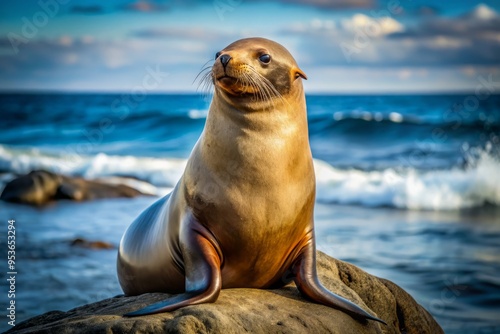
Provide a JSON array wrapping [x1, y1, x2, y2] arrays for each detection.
[[294, 68, 307, 80]]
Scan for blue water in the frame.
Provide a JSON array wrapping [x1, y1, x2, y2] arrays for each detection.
[[0, 93, 500, 333], [1, 93, 499, 168]]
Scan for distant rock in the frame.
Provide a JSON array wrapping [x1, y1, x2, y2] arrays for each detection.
[[7, 251, 443, 334], [70, 238, 115, 250], [0, 170, 149, 205]]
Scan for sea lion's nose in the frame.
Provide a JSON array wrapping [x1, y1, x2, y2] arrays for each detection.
[[220, 54, 231, 67]]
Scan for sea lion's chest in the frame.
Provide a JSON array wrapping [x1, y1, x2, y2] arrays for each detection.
[[182, 141, 314, 283], [183, 138, 313, 230]]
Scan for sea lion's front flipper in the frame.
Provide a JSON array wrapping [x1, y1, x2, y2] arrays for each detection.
[[124, 214, 222, 317], [292, 238, 387, 325]]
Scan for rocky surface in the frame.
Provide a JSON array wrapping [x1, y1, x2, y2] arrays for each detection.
[[7, 251, 443, 334], [0, 170, 148, 205]]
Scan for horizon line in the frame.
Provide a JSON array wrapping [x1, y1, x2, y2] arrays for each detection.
[[0, 89, 495, 96]]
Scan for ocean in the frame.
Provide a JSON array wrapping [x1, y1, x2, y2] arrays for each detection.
[[0, 93, 499, 333]]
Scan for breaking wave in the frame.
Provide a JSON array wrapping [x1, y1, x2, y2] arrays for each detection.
[[1, 144, 499, 211]]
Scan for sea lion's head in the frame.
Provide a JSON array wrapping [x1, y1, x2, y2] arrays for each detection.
[[207, 37, 307, 111]]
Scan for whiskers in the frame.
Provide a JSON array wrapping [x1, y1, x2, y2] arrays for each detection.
[[194, 59, 215, 101], [243, 66, 286, 108], [194, 61, 286, 109]]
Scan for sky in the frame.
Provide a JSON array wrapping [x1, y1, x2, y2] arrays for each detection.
[[0, 0, 499, 93]]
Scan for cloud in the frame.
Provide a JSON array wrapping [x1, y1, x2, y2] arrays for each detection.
[[283, 4, 500, 68], [67, 0, 376, 16], [281, 16, 405, 66], [274, 0, 375, 10], [131, 27, 230, 40], [9, 36, 211, 68], [121, 0, 169, 12], [385, 4, 500, 66], [2, 2, 498, 93], [0, 31, 222, 91], [390, 4, 500, 39], [281, 14, 404, 39], [300, 66, 465, 93], [283, 15, 403, 37], [464, 3, 497, 20], [340, 14, 404, 36], [68, 1, 169, 15], [127, 0, 378, 12]]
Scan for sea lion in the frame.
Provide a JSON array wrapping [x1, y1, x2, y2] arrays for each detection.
[[117, 37, 385, 324]]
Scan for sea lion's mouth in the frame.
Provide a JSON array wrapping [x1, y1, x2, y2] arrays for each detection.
[[216, 75, 238, 87], [216, 75, 256, 97], [217, 75, 234, 81]]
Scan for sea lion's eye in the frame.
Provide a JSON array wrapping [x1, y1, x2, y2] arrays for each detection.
[[215, 52, 221, 60], [259, 54, 271, 64]]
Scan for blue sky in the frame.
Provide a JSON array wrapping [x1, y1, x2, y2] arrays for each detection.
[[0, 0, 499, 93]]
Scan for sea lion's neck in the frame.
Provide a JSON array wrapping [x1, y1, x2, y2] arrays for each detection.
[[195, 88, 312, 185], [206, 88, 308, 138]]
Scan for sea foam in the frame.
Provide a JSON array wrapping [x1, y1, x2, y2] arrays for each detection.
[[1, 144, 499, 211], [314, 151, 500, 210]]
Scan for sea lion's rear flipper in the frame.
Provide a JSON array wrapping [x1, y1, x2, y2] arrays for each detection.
[[124, 214, 222, 317], [292, 239, 387, 325]]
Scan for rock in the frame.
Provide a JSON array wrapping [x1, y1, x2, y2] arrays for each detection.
[[0, 170, 61, 205], [0, 170, 149, 205], [70, 238, 115, 250], [7, 251, 443, 334]]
